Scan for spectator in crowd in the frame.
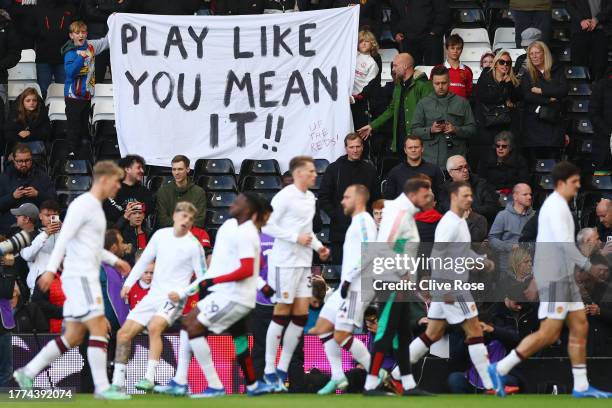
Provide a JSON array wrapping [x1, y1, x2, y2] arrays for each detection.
[[103, 154, 155, 225], [319, 1, 383, 39], [358, 53, 433, 158], [510, 0, 552, 47], [0, 8, 20, 106], [137, 0, 202, 14], [441, 34, 473, 99], [520, 41, 568, 166], [82, 0, 134, 84], [589, 69, 612, 170], [477, 132, 529, 193], [372, 198, 384, 229], [472, 51, 521, 171], [567, 0, 611, 81], [31, 267, 64, 334], [351, 30, 381, 130], [318, 133, 379, 263], [30, 0, 77, 99], [156, 154, 206, 228], [411, 65, 477, 168], [128, 260, 152, 310], [596, 199, 612, 245], [480, 52, 495, 70], [438, 155, 500, 224], [389, 0, 449, 66], [20, 200, 61, 294], [4, 88, 51, 154], [62, 20, 109, 156], [577, 227, 602, 257], [414, 181, 442, 244], [513, 28, 542, 80], [0, 263, 19, 386], [116, 204, 150, 266], [488, 183, 535, 278], [100, 229, 130, 332], [383, 135, 444, 200], [0, 144, 55, 234]]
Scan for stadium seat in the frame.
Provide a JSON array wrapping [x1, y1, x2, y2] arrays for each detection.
[[320, 210, 330, 226], [452, 8, 486, 27], [194, 158, 235, 177], [8, 49, 37, 82], [319, 265, 339, 281], [379, 48, 398, 64], [49, 139, 70, 164], [551, 28, 570, 43], [146, 165, 173, 176], [450, 28, 490, 47], [566, 99, 589, 114], [536, 174, 554, 190], [95, 139, 121, 161], [314, 159, 329, 174], [205, 208, 231, 227], [316, 227, 330, 245], [492, 27, 515, 50], [577, 138, 593, 154], [564, 66, 590, 81], [239, 159, 281, 179], [552, 7, 571, 23], [24, 141, 46, 156], [45, 83, 65, 106], [48, 99, 67, 122], [574, 119, 594, 135], [147, 175, 174, 192], [94, 120, 117, 142], [8, 82, 41, 101], [592, 175, 612, 191], [207, 191, 238, 208], [381, 63, 393, 85], [415, 65, 434, 78], [54, 159, 92, 177], [55, 175, 93, 191], [557, 46, 571, 62], [197, 175, 238, 192], [506, 48, 526, 62], [57, 192, 81, 209], [461, 46, 492, 63], [568, 83, 591, 97], [241, 175, 282, 191], [534, 159, 557, 173], [92, 99, 115, 124]]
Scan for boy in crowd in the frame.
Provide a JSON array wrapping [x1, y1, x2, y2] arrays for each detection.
[[440, 34, 473, 99]]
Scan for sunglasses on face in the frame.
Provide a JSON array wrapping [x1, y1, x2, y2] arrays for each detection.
[[495, 144, 509, 149], [498, 60, 512, 66]]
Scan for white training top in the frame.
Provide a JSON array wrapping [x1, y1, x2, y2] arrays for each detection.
[[262, 184, 323, 268], [352, 52, 380, 95], [341, 211, 378, 290], [123, 227, 206, 297], [46, 192, 117, 279], [21, 229, 58, 291]]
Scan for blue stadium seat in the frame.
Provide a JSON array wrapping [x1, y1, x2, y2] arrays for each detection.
[[197, 175, 238, 192], [534, 159, 557, 174], [314, 159, 330, 174], [205, 208, 230, 227], [55, 175, 92, 191], [207, 191, 238, 208], [564, 66, 590, 81], [194, 158, 235, 177], [241, 175, 282, 191], [54, 159, 92, 177], [147, 175, 173, 192], [239, 159, 281, 177]]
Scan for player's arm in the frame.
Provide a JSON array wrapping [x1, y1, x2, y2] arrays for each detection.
[[191, 242, 207, 279]]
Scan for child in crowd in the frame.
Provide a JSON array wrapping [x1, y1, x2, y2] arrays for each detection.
[[61, 20, 109, 156], [439, 34, 473, 99], [372, 199, 385, 229], [128, 261, 153, 310], [351, 30, 380, 129], [4, 88, 51, 155], [480, 52, 495, 70]]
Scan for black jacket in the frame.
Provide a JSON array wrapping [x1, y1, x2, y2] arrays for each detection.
[[589, 76, 612, 151], [81, 0, 134, 39], [28, 0, 77, 65], [488, 302, 539, 351], [520, 64, 568, 148], [473, 68, 521, 146], [389, 0, 450, 39], [438, 174, 500, 224], [477, 150, 530, 191], [519, 210, 538, 243], [136, 0, 202, 15], [318, 155, 379, 243], [383, 159, 444, 200], [115, 217, 151, 265], [567, 0, 612, 35], [0, 14, 20, 83], [0, 165, 56, 234], [584, 281, 612, 357], [103, 181, 155, 226], [214, 0, 264, 14], [319, 0, 383, 38], [4, 105, 52, 152]]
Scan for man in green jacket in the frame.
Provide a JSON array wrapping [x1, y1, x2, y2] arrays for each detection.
[[410, 65, 476, 169], [156, 155, 206, 228], [357, 53, 433, 157]]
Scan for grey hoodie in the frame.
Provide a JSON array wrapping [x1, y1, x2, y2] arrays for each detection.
[[488, 202, 535, 276]]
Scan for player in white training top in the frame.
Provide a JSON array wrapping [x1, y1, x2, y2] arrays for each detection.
[[490, 162, 612, 398], [308, 184, 377, 394], [168, 193, 274, 397], [14, 161, 130, 400], [111, 202, 206, 396], [408, 181, 495, 392], [261, 156, 330, 391]]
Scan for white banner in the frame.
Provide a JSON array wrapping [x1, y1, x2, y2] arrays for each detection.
[[107, 8, 358, 170]]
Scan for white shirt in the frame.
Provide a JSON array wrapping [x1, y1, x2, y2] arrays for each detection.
[[341, 211, 378, 290], [46, 192, 117, 279], [352, 52, 379, 95], [123, 228, 206, 297], [21, 229, 58, 292], [262, 184, 323, 267]]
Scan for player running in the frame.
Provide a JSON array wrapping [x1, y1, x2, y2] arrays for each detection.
[[13, 162, 131, 400], [168, 193, 274, 397], [110, 202, 206, 396], [489, 162, 612, 398], [308, 185, 377, 394], [407, 181, 495, 392], [262, 156, 330, 391]]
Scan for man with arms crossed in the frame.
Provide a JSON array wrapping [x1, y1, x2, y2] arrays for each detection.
[[14, 161, 131, 400]]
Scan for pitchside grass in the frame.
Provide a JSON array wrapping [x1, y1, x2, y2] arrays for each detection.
[[4, 394, 612, 407]]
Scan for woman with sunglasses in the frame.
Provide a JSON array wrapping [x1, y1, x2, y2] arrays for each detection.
[[471, 50, 521, 171], [477, 131, 529, 194]]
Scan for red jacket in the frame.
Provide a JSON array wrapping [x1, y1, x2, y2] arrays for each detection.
[[128, 282, 150, 309], [48, 276, 66, 333], [437, 61, 473, 99]]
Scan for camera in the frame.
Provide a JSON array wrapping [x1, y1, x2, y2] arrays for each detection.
[[0, 230, 32, 255]]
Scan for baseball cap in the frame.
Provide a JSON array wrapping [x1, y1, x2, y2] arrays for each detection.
[[521, 28, 542, 47], [11, 203, 39, 220]]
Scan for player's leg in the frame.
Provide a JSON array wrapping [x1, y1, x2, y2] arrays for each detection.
[[395, 302, 430, 395], [137, 316, 170, 389], [408, 304, 447, 364], [112, 319, 145, 389], [264, 266, 294, 379], [15, 321, 87, 388], [566, 310, 590, 393], [461, 317, 493, 390], [83, 315, 114, 395]]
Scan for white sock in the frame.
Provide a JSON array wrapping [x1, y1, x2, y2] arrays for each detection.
[[24, 337, 69, 378], [144, 359, 159, 383], [112, 362, 127, 387], [468, 343, 493, 389], [572, 365, 589, 392], [409, 337, 429, 364], [264, 320, 284, 374], [342, 336, 370, 371], [401, 374, 416, 390], [174, 330, 192, 385], [497, 349, 522, 376], [189, 337, 223, 389], [391, 366, 401, 380], [277, 321, 304, 372], [88, 336, 110, 393], [321, 334, 344, 381], [364, 374, 379, 390]]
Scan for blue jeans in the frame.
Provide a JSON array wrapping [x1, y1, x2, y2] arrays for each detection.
[[36, 63, 66, 99], [0, 333, 12, 386]]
